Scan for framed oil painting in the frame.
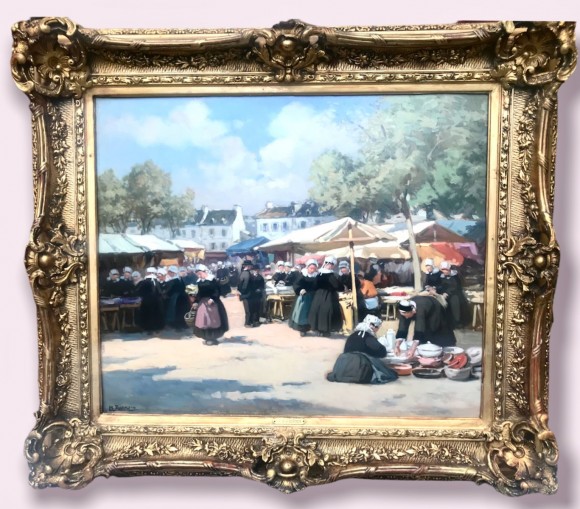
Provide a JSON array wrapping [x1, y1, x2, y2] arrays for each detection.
[[11, 18, 576, 495]]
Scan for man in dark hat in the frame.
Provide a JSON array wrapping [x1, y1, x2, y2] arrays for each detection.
[[238, 259, 260, 327], [251, 264, 268, 323], [396, 295, 456, 347]]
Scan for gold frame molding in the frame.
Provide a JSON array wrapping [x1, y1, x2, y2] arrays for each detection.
[[11, 18, 576, 495]]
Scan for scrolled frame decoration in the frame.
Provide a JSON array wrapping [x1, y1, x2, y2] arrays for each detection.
[[11, 17, 576, 495]]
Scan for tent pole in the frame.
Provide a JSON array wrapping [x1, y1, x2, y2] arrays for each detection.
[[349, 224, 358, 327]]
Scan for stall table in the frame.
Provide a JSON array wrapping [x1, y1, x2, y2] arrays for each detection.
[[267, 294, 296, 321], [100, 299, 121, 332]]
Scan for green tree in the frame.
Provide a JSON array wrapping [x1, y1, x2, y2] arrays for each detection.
[[161, 188, 196, 237], [123, 160, 172, 234], [97, 169, 128, 232], [308, 94, 488, 289]]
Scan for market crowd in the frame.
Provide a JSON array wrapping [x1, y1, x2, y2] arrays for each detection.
[[100, 261, 239, 344], [100, 254, 471, 355]]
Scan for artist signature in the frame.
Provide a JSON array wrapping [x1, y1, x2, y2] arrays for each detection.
[[108, 404, 137, 412]]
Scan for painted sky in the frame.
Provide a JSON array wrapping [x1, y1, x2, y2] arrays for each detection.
[[95, 95, 381, 215]]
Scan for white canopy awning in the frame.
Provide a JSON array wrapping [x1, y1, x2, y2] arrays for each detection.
[[258, 217, 395, 253]]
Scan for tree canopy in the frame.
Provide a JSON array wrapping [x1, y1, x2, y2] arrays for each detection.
[[97, 160, 195, 234], [308, 94, 488, 221]]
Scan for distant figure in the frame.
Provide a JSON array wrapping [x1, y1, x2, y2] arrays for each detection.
[[182, 265, 198, 286], [289, 259, 318, 336], [437, 261, 470, 328], [191, 264, 229, 345], [337, 260, 359, 293], [364, 254, 382, 286], [285, 262, 300, 287], [101, 268, 133, 298], [215, 261, 232, 297], [308, 256, 343, 337], [422, 258, 440, 290], [131, 270, 142, 286], [135, 267, 165, 334], [118, 266, 136, 296], [272, 261, 287, 286], [358, 272, 380, 318], [227, 262, 240, 288]]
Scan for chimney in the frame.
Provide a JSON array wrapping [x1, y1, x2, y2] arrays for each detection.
[[200, 205, 209, 224], [265, 201, 274, 210]]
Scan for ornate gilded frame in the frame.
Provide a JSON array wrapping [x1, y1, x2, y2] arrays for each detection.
[[11, 18, 576, 495]]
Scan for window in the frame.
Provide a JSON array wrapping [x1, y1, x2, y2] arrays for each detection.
[[181, 229, 186, 236], [221, 242, 227, 249], [281, 222, 288, 231], [190, 230, 195, 238], [300, 221, 307, 229], [272, 223, 279, 232], [314, 220, 321, 225], [210, 242, 216, 250], [261, 223, 269, 232], [221, 228, 227, 237], [209, 228, 215, 236]]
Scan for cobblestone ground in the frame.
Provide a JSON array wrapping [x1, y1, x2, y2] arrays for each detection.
[[101, 295, 484, 417]]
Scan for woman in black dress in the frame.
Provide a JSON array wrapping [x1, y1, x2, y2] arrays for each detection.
[[135, 267, 165, 334], [215, 261, 232, 297], [422, 258, 441, 290], [308, 256, 343, 337], [191, 264, 229, 345], [288, 259, 319, 336], [343, 314, 387, 358], [164, 265, 189, 332], [437, 261, 470, 328]]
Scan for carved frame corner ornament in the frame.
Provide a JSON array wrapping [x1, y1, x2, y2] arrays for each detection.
[[11, 17, 576, 494]]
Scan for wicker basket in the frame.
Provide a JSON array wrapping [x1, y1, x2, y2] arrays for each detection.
[[184, 308, 197, 327]]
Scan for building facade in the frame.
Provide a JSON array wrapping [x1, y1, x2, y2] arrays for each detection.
[[254, 201, 335, 241], [126, 205, 246, 253]]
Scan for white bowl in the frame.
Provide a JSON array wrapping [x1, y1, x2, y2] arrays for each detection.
[[465, 347, 483, 367], [385, 354, 412, 364], [444, 365, 472, 381], [443, 346, 465, 355], [416, 342, 443, 358]]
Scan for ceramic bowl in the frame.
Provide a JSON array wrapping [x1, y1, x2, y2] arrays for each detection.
[[417, 356, 443, 368], [444, 365, 472, 381], [391, 363, 413, 376], [416, 342, 443, 358], [447, 353, 469, 369], [442, 353, 455, 364], [412, 367, 443, 379], [385, 354, 412, 364], [465, 347, 483, 367], [443, 346, 465, 355]]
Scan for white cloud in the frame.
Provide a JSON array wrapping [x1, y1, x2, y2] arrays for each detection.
[[102, 98, 363, 214], [189, 101, 362, 212], [104, 99, 229, 149]]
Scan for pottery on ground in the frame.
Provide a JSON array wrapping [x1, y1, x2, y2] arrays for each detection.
[[444, 365, 472, 381], [416, 342, 443, 358]]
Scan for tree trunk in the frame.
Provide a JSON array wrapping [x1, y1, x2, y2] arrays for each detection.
[[400, 195, 422, 292]]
